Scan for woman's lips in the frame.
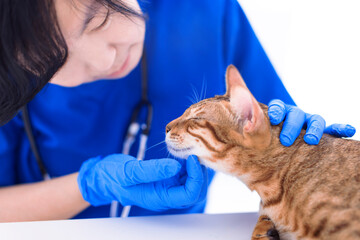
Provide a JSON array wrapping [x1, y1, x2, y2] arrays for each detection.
[[106, 53, 130, 78]]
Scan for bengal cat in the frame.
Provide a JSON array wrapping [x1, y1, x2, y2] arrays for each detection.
[[165, 65, 360, 240]]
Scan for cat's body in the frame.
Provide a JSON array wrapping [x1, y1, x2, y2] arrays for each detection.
[[165, 65, 360, 240], [252, 116, 360, 239]]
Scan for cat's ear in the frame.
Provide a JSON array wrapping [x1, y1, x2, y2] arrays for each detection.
[[225, 65, 266, 134], [225, 65, 249, 96]]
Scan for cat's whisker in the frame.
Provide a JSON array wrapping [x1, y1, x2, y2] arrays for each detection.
[[200, 77, 208, 101], [187, 96, 197, 105], [200, 80, 204, 101], [190, 83, 200, 103], [160, 144, 169, 152], [203, 78, 208, 100], [145, 140, 166, 152]]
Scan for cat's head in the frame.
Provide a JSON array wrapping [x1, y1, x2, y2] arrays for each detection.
[[165, 65, 272, 175]]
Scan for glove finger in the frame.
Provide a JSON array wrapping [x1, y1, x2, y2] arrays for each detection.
[[268, 99, 287, 125], [280, 106, 306, 147], [168, 165, 208, 210], [184, 155, 204, 201], [304, 114, 326, 145], [122, 158, 181, 186], [166, 155, 204, 206], [179, 174, 187, 185], [324, 124, 356, 138], [176, 158, 187, 177]]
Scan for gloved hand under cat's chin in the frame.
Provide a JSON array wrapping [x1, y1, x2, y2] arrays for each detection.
[[77, 154, 208, 211]]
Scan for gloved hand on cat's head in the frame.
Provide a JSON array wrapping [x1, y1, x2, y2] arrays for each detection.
[[77, 154, 208, 211], [267, 99, 356, 147]]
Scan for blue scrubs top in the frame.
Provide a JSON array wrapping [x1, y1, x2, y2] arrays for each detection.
[[0, 0, 294, 219]]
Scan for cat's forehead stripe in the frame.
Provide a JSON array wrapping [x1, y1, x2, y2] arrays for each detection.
[[188, 96, 231, 117], [191, 96, 230, 108]]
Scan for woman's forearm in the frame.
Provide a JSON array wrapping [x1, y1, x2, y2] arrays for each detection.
[[0, 172, 90, 222]]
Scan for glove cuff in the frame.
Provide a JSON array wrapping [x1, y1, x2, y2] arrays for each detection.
[[77, 156, 107, 206]]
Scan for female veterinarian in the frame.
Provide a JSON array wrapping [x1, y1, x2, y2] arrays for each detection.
[[0, 0, 355, 221]]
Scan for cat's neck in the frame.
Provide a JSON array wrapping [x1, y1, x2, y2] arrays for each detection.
[[235, 123, 320, 203]]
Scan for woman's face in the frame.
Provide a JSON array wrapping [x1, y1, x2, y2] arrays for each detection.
[[52, 0, 145, 86]]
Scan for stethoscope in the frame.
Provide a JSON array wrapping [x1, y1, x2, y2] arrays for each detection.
[[21, 50, 153, 218]]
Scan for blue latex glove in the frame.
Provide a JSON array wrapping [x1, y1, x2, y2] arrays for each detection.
[[268, 99, 356, 147], [77, 154, 208, 211]]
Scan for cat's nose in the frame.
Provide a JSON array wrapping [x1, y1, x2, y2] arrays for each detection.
[[166, 125, 171, 134], [166, 120, 176, 134], [166, 119, 180, 134]]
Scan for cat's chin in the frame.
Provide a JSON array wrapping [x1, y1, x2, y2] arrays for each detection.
[[166, 145, 193, 159]]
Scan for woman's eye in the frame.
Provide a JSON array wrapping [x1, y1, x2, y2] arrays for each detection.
[[92, 10, 110, 31]]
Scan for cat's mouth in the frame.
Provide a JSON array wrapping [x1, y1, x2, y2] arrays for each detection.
[[166, 144, 193, 158], [167, 145, 192, 152]]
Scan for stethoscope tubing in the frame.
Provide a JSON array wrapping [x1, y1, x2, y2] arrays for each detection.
[[21, 105, 50, 181], [110, 101, 153, 218]]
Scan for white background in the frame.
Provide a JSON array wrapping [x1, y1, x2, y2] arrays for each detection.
[[205, 0, 360, 214]]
